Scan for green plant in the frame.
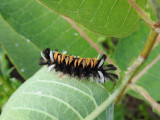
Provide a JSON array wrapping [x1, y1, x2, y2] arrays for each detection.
[[0, 48, 21, 113], [0, 0, 160, 119]]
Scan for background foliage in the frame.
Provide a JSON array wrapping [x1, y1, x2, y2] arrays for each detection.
[[0, 0, 160, 119]]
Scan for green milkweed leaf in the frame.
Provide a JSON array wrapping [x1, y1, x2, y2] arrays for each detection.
[[38, 0, 148, 37], [0, 67, 116, 120]]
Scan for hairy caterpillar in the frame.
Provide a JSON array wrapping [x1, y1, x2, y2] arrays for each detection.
[[39, 48, 118, 84]]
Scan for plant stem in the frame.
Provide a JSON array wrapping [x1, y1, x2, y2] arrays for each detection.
[[0, 75, 14, 96], [85, 61, 141, 119], [141, 29, 159, 58], [115, 29, 159, 103], [115, 56, 144, 103], [129, 84, 160, 113], [91, 51, 158, 118], [115, 1, 160, 104]]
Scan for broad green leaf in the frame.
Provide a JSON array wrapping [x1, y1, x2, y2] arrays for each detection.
[[0, 0, 103, 79], [0, 15, 40, 79], [113, 22, 150, 71], [113, 22, 160, 101], [0, 67, 114, 120], [38, 0, 148, 37]]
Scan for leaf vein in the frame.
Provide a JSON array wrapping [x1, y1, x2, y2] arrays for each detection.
[[32, 16, 62, 37], [36, 80, 98, 107], [12, 107, 58, 120], [7, 0, 32, 15], [23, 92, 84, 119]]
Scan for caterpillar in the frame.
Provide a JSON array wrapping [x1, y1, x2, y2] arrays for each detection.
[[39, 48, 118, 84]]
